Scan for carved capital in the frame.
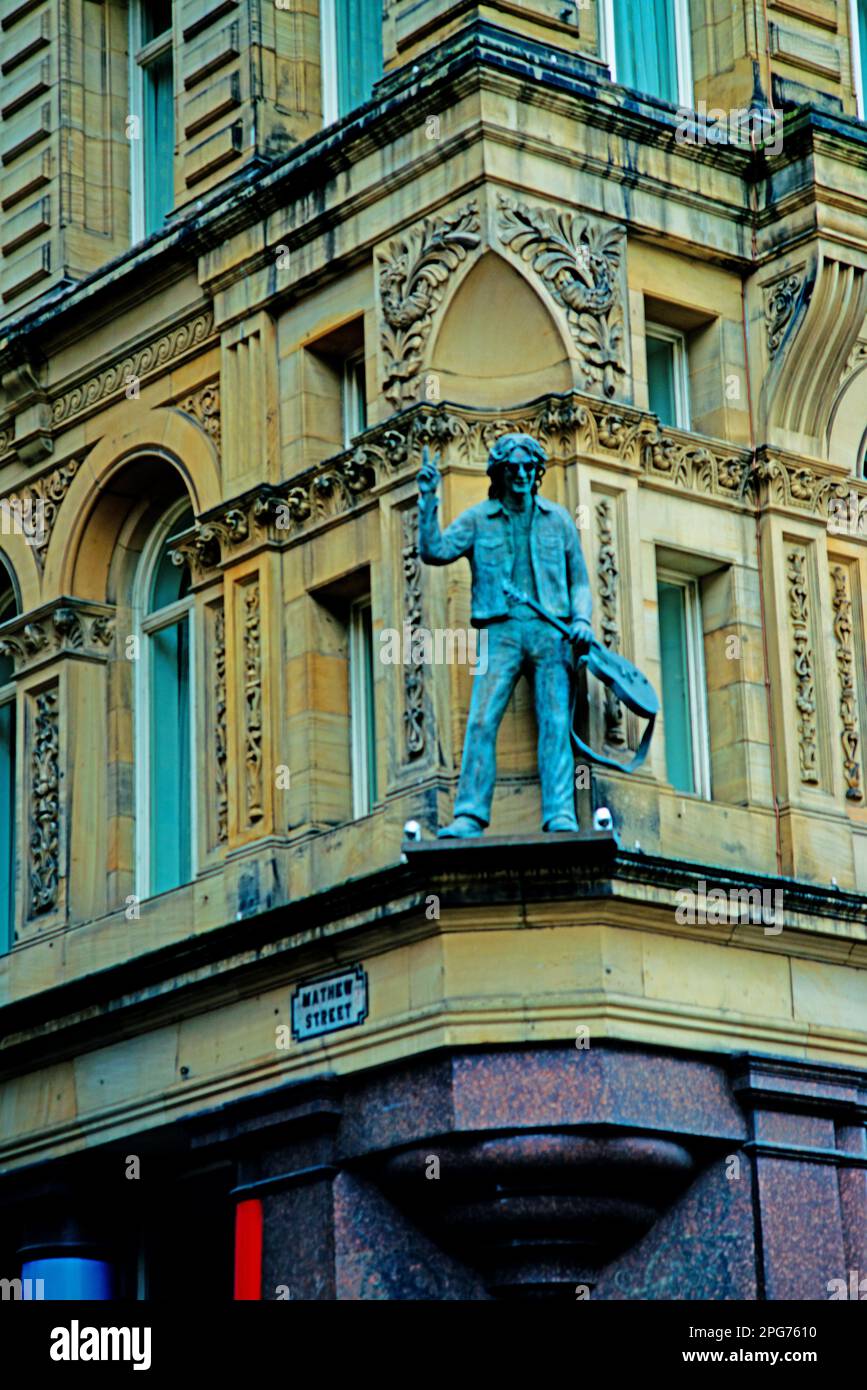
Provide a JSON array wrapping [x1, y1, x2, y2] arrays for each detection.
[[0, 598, 115, 674]]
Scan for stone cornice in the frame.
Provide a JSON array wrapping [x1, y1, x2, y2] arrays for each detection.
[[0, 597, 115, 674]]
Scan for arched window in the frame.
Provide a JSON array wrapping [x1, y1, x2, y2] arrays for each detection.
[[135, 500, 195, 897], [0, 558, 19, 951]]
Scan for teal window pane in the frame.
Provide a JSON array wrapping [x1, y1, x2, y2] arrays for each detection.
[[657, 581, 695, 793], [143, 49, 174, 235], [149, 506, 194, 612], [0, 700, 15, 952], [149, 616, 191, 893], [647, 334, 677, 426], [860, 1, 867, 111], [361, 602, 377, 805], [612, 0, 679, 104], [335, 0, 383, 116]]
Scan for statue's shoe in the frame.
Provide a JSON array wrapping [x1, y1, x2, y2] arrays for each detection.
[[438, 815, 485, 838], [543, 815, 580, 832]]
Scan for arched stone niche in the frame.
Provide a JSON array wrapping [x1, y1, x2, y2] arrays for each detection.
[[428, 253, 573, 409]]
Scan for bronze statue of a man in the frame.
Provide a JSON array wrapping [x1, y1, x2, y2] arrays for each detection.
[[418, 432, 593, 838]]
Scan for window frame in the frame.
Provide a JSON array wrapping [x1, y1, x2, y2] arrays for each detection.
[[349, 595, 377, 819], [129, 0, 174, 242], [645, 320, 691, 430], [341, 350, 367, 449], [602, 0, 694, 109], [133, 498, 197, 900], [656, 567, 711, 800]]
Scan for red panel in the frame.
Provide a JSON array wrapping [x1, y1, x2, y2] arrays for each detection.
[[234, 1198, 263, 1300]]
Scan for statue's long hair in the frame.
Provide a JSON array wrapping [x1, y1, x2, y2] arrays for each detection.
[[486, 433, 548, 500]]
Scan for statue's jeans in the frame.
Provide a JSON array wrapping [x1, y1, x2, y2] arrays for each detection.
[[454, 613, 577, 829]]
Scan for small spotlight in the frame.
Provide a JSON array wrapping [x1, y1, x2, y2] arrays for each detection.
[[403, 819, 422, 842], [593, 806, 614, 832]]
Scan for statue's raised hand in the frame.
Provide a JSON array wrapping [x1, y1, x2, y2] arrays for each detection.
[[417, 446, 441, 498]]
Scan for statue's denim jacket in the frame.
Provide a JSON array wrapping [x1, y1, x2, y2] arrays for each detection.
[[419, 494, 592, 627]]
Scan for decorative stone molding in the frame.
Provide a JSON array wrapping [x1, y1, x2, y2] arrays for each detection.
[[214, 604, 229, 844], [0, 423, 12, 458], [595, 497, 625, 747], [764, 272, 805, 356], [29, 683, 60, 916], [179, 381, 220, 451], [0, 599, 115, 674], [4, 458, 80, 570], [752, 451, 856, 522], [401, 507, 425, 758], [169, 509, 249, 580], [764, 256, 867, 445], [829, 564, 863, 801], [377, 204, 481, 407], [840, 339, 867, 389], [497, 195, 627, 399], [51, 309, 215, 429], [242, 582, 264, 825], [786, 548, 819, 785], [254, 452, 376, 535]]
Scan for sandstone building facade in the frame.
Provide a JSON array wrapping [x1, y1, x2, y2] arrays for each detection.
[[1, 0, 867, 1299]]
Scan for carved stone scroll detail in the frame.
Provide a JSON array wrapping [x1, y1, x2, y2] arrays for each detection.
[[786, 548, 819, 785], [29, 684, 60, 916], [378, 204, 481, 407], [242, 583, 264, 824], [595, 497, 625, 747], [402, 507, 425, 758], [830, 564, 863, 801]]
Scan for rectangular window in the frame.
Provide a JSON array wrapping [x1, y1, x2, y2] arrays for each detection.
[[349, 597, 377, 818], [657, 571, 710, 797], [646, 323, 690, 429], [321, 0, 383, 123], [131, 0, 175, 239], [147, 611, 192, 893], [853, 0, 867, 119], [0, 692, 15, 951], [342, 352, 367, 448], [606, 0, 692, 107]]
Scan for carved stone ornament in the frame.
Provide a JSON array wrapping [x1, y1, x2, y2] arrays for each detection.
[[242, 582, 264, 824], [595, 497, 625, 747], [52, 310, 215, 428], [786, 548, 819, 785], [180, 381, 221, 451], [29, 684, 60, 916], [497, 195, 627, 398], [829, 564, 863, 801], [764, 273, 804, 356], [378, 204, 481, 407], [214, 604, 229, 844], [3, 458, 80, 570], [0, 599, 115, 674], [401, 507, 425, 758]]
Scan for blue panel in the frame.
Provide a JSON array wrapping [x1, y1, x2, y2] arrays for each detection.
[[22, 1258, 113, 1301], [143, 49, 174, 234], [149, 615, 191, 893], [613, 0, 679, 104], [335, 0, 383, 116], [657, 581, 695, 793], [647, 334, 677, 426]]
